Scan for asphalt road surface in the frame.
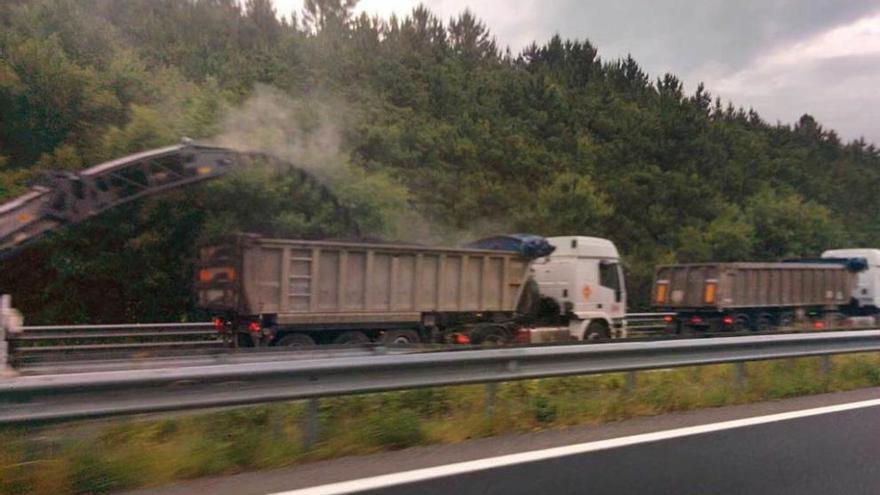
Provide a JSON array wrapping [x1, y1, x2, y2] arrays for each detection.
[[123, 387, 880, 495], [290, 399, 880, 495]]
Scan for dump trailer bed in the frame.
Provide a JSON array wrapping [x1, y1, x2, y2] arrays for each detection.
[[653, 262, 853, 310], [652, 262, 856, 332], [197, 234, 533, 344]]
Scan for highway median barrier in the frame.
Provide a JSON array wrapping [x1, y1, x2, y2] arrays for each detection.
[[4, 330, 880, 424], [1, 332, 880, 495], [1, 352, 880, 495]]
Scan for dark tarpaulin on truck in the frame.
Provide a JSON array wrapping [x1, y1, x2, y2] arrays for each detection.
[[783, 257, 869, 272], [465, 234, 556, 259]]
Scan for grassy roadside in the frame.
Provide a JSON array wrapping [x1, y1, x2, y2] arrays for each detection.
[[2, 353, 880, 494]]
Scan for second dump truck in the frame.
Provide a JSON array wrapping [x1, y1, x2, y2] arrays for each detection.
[[653, 249, 880, 333]]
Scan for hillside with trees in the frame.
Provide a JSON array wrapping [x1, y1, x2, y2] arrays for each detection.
[[1, 0, 878, 322]]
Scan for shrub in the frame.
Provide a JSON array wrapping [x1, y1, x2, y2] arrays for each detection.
[[359, 408, 425, 449]]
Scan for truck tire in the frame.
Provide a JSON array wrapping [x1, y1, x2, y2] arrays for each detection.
[[382, 329, 421, 345], [275, 333, 316, 348], [334, 331, 370, 345], [756, 313, 773, 332], [470, 326, 509, 345], [585, 320, 610, 341], [829, 312, 847, 328], [236, 333, 255, 347], [778, 313, 795, 328], [733, 314, 750, 332]]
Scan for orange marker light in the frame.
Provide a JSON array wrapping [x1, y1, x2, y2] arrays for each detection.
[[199, 267, 235, 282], [655, 283, 668, 304], [703, 281, 717, 304]]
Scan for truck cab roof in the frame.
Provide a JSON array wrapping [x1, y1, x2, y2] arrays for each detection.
[[545, 236, 620, 259], [822, 248, 880, 267]]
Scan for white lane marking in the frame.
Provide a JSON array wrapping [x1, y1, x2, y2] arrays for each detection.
[[272, 397, 880, 495]]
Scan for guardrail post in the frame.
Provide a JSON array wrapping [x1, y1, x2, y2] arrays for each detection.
[[484, 382, 498, 417], [734, 362, 747, 389], [303, 398, 319, 450], [625, 371, 637, 392], [0, 337, 5, 372], [820, 355, 832, 377]]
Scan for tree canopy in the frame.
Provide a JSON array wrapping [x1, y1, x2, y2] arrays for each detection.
[[1, 0, 877, 322]]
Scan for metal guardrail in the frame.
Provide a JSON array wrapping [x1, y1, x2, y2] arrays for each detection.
[[625, 312, 673, 333], [14, 342, 469, 376], [4, 313, 672, 367], [1, 329, 880, 424], [6, 321, 223, 367]]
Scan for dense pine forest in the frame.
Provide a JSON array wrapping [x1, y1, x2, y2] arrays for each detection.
[[1, 0, 879, 322]]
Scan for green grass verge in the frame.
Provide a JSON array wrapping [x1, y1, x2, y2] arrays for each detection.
[[2, 353, 880, 494]]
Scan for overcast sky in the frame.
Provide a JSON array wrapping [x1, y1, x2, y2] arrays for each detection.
[[273, 0, 880, 144]]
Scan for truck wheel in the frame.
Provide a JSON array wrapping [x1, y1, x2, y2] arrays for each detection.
[[334, 331, 370, 345], [470, 326, 509, 345], [733, 314, 750, 332], [275, 333, 316, 348], [756, 313, 773, 332], [585, 320, 610, 341], [236, 333, 255, 347], [382, 329, 421, 345], [778, 313, 795, 328]]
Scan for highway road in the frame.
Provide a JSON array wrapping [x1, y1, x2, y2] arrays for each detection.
[[123, 387, 880, 495], [292, 401, 880, 495]]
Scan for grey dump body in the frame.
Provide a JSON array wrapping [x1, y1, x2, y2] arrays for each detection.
[[197, 235, 532, 329], [653, 262, 854, 310]]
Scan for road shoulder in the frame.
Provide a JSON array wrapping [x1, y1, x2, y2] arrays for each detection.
[[120, 386, 880, 495]]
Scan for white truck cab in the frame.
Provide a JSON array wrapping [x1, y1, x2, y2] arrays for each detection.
[[822, 248, 880, 310], [530, 236, 627, 340]]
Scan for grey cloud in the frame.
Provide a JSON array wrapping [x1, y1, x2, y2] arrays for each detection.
[[502, 0, 878, 74], [742, 53, 880, 141], [808, 53, 880, 81], [483, 0, 880, 142], [346, 0, 880, 143]]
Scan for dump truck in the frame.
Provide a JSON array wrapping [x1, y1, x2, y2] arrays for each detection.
[[523, 235, 627, 342], [821, 249, 880, 315], [197, 234, 629, 347], [651, 259, 873, 333]]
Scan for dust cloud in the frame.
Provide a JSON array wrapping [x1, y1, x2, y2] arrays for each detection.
[[209, 85, 343, 179], [207, 85, 511, 246]]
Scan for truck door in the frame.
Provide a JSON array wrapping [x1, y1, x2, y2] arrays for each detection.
[[599, 260, 626, 318]]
